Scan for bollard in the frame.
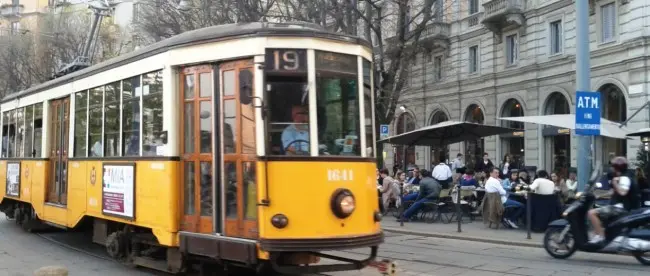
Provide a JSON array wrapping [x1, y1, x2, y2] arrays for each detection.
[[526, 193, 532, 239], [456, 184, 462, 233], [34, 266, 68, 276], [398, 184, 404, 226]]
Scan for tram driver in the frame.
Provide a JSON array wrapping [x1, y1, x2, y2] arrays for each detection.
[[281, 105, 310, 155]]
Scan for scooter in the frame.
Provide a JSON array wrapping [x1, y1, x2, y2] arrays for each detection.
[[543, 165, 650, 265]]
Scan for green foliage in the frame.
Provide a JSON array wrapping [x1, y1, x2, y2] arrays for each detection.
[[636, 144, 650, 177]]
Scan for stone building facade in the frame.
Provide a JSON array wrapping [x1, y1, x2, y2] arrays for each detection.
[[386, 0, 649, 176]]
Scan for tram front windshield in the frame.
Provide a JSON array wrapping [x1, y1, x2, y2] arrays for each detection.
[[266, 50, 365, 157]]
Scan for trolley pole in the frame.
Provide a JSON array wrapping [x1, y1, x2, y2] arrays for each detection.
[[576, 0, 592, 191]]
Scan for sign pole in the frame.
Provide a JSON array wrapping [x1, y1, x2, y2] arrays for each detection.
[[575, 0, 593, 191]]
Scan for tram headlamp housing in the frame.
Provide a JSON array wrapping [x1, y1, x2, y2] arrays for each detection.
[[271, 214, 289, 229], [330, 188, 356, 219]]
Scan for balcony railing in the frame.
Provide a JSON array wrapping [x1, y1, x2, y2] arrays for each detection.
[[422, 22, 451, 38], [483, 0, 525, 20], [481, 0, 526, 42], [0, 4, 24, 18]]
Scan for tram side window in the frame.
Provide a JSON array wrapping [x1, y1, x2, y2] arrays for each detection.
[[24, 106, 34, 158], [363, 59, 375, 158], [7, 110, 15, 157], [142, 71, 163, 156], [315, 51, 361, 156], [122, 76, 141, 156], [267, 75, 310, 155], [88, 87, 104, 157], [74, 91, 88, 157], [16, 108, 24, 157], [1, 111, 8, 158], [104, 82, 120, 157], [33, 104, 43, 158]]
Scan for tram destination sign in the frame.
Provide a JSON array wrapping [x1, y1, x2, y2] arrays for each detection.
[[265, 48, 307, 73], [575, 91, 601, 136], [315, 51, 357, 74]]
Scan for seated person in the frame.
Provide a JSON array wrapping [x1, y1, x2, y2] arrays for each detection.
[[460, 169, 479, 187], [502, 170, 518, 190], [485, 168, 525, 229], [281, 105, 309, 154], [529, 170, 555, 195], [400, 170, 442, 221]]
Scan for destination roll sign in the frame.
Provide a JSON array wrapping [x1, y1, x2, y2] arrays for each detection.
[[265, 48, 307, 74], [575, 91, 601, 136]]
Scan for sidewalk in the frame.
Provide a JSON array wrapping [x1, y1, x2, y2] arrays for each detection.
[[381, 217, 544, 248]]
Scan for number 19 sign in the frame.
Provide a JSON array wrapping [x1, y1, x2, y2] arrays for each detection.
[[265, 48, 307, 73]]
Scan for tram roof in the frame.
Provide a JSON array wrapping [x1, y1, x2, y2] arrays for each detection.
[[2, 21, 371, 103]]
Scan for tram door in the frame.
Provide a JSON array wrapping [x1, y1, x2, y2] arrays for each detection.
[[220, 59, 258, 239], [47, 97, 70, 205], [180, 65, 215, 233]]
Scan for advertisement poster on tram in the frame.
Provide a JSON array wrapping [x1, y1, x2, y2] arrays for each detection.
[[5, 162, 20, 197], [102, 164, 135, 219]]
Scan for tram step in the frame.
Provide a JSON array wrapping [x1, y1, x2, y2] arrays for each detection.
[[132, 256, 173, 273]]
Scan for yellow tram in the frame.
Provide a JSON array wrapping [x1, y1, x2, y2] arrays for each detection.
[[0, 22, 383, 274]]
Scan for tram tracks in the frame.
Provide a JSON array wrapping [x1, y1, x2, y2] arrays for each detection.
[[35, 231, 334, 276]]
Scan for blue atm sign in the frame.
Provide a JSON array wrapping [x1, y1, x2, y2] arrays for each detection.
[[575, 91, 601, 136]]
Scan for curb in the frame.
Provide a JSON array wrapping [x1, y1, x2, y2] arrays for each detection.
[[382, 227, 542, 248]]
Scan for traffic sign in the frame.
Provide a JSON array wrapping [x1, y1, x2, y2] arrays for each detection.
[[380, 124, 389, 139], [575, 91, 601, 136]]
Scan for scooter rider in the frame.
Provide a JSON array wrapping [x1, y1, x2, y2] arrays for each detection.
[[588, 156, 641, 244]]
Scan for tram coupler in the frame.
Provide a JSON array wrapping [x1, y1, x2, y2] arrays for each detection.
[[368, 259, 396, 276]]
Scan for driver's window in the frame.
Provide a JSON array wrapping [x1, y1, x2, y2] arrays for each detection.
[[267, 76, 310, 155]]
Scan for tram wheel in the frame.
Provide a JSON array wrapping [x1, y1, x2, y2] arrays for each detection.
[[20, 210, 32, 232], [106, 231, 127, 260], [13, 207, 22, 225]]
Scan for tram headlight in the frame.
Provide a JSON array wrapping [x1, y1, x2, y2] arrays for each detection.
[[330, 189, 356, 219], [271, 214, 289, 229]]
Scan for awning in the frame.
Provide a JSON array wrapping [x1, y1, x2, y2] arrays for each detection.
[[498, 114, 630, 139], [377, 120, 516, 146]]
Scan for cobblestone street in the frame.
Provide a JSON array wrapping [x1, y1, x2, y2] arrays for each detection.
[[1, 217, 649, 275]]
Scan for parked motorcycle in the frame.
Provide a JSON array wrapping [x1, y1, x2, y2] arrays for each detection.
[[543, 164, 650, 265]]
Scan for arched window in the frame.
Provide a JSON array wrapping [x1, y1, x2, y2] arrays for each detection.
[[543, 92, 571, 176], [463, 104, 484, 169], [429, 111, 449, 166], [599, 84, 627, 165], [499, 99, 524, 170], [394, 113, 416, 172]]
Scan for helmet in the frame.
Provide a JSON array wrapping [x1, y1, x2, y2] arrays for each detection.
[[610, 156, 628, 173]]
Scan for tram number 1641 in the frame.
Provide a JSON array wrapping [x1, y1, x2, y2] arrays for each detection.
[[327, 169, 354, 182], [265, 48, 307, 73]]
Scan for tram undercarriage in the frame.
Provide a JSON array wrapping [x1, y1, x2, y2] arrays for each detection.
[[1, 199, 382, 275]]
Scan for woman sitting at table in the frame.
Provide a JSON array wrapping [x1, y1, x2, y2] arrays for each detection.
[[460, 169, 479, 187], [502, 170, 519, 190], [529, 170, 555, 195]]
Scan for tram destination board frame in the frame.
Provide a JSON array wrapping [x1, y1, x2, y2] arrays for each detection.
[[5, 161, 20, 197], [101, 162, 136, 221], [264, 48, 307, 74]]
